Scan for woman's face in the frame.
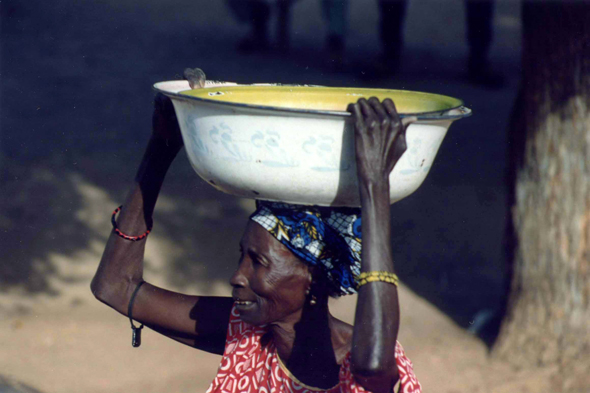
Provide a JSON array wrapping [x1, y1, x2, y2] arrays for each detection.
[[230, 221, 311, 326]]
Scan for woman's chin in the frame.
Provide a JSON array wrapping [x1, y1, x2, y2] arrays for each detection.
[[236, 302, 265, 325]]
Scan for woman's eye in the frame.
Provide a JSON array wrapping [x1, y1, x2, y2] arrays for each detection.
[[251, 255, 267, 267]]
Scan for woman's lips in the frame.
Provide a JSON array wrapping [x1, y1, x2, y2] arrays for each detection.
[[232, 291, 256, 310], [234, 300, 256, 312]]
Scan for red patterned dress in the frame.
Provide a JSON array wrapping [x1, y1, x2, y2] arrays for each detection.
[[206, 306, 422, 393]]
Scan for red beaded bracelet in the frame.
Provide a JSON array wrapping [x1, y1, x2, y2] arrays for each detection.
[[111, 206, 153, 241]]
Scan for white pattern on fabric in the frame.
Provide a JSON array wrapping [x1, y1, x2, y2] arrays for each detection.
[[206, 305, 422, 393]]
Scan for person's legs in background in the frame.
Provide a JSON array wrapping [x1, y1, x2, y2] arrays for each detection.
[[465, 0, 505, 87], [276, 0, 293, 52], [321, 0, 349, 70], [227, 0, 272, 53], [378, 0, 408, 72]]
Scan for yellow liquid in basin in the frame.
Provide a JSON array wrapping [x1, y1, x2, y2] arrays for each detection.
[[180, 85, 463, 114]]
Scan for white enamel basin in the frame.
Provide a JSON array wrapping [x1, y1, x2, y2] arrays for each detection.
[[154, 80, 471, 207]]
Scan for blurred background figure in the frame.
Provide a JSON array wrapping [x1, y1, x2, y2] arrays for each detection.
[[377, 0, 407, 73], [376, 0, 504, 87], [321, 0, 349, 70], [316, 0, 504, 86], [463, 0, 504, 87], [227, 0, 296, 53], [226, 0, 503, 88]]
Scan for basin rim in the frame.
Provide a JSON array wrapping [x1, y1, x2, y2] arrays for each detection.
[[153, 81, 472, 121]]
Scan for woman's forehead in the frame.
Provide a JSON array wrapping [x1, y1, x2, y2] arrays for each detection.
[[241, 221, 283, 252]]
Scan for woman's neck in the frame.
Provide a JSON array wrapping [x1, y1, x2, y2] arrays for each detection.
[[268, 300, 349, 389]]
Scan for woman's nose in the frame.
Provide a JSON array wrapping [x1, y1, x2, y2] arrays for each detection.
[[229, 259, 249, 288]]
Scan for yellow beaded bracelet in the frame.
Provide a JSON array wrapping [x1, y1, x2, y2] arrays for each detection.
[[357, 271, 399, 288]]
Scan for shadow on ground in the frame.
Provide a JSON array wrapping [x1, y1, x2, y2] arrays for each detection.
[[0, 375, 43, 393]]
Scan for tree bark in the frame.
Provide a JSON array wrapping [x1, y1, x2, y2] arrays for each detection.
[[494, 1, 590, 390]]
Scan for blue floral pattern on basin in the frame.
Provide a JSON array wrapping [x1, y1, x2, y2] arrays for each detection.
[[302, 136, 351, 172]]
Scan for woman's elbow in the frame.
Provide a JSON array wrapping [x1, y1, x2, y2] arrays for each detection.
[[90, 276, 106, 301], [90, 275, 111, 304], [90, 274, 128, 312], [351, 358, 399, 392]]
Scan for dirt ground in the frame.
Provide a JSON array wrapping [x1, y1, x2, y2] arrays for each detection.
[[1, 0, 579, 392]]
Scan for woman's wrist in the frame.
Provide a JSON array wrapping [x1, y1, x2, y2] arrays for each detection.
[[122, 136, 180, 224], [135, 137, 180, 181], [147, 135, 183, 159], [359, 177, 390, 201]]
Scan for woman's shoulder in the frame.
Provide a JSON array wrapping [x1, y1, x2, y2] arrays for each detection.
[[330, 317, 353, 364]]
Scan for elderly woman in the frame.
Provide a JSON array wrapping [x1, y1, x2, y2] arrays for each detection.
[[91, 76, 421, 393]]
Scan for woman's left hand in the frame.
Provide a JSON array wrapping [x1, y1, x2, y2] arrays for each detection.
[[347, 97, 416, 188]]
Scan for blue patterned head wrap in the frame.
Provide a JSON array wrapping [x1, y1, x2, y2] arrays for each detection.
[[249, 201, 362, 297]]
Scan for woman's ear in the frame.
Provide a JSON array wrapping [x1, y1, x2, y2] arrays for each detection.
[[303, 266, 315, 296], [308, 268, 331, 300], [307, 266, 317, 285]]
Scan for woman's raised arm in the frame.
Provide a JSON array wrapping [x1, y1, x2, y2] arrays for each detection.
[[347, 98, 415, 393], [91, 91, 233, 354]]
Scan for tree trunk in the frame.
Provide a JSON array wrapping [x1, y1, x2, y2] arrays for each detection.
[[494, 1, 590, 390]]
